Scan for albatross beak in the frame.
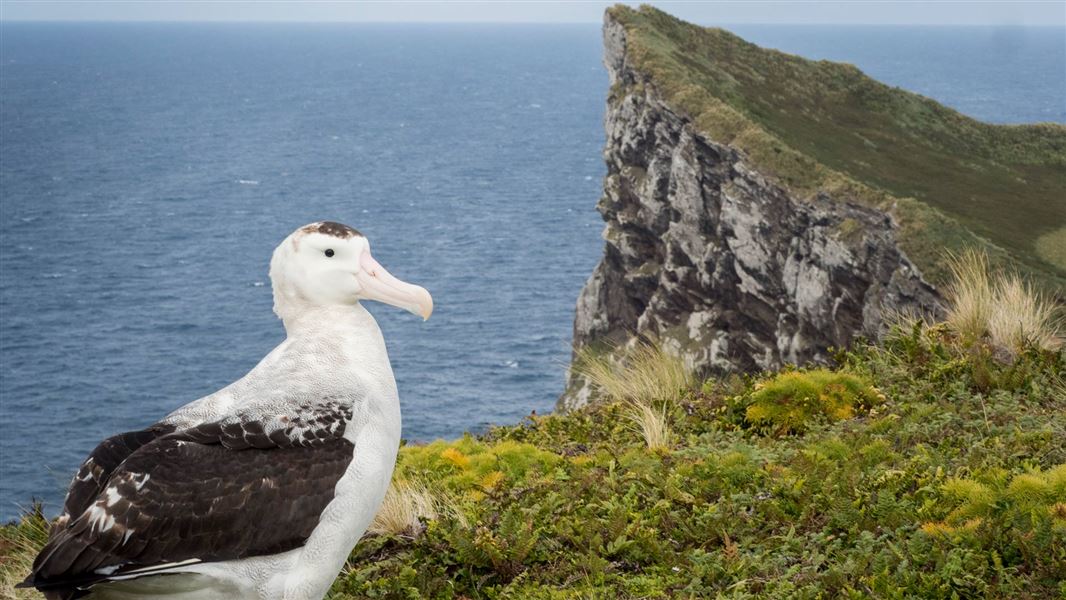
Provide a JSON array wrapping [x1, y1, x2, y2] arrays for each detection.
[[356, 251, 433, 320]]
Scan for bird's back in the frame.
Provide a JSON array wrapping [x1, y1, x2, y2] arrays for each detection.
[[24, 313, 396, 599]]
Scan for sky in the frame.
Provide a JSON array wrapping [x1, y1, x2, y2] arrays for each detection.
[[1, 1, 1064, 26]]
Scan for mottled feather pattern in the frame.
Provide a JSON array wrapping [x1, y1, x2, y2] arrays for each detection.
[[178, 401, 352, 449], [56, 426, 177, 531], [25, 403, 355, 592]]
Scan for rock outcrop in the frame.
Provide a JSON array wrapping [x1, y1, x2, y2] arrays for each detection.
[[559, 14, 943, 410]]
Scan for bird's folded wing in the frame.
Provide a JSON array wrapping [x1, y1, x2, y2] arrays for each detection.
[[56, 425, 178, 532], [23, 403, 355, 591]]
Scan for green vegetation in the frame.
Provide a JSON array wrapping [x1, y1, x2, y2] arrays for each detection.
[[924, 465, 1066, 553], [744, 369, 884, 436], [9, 260, 1062, 598], [574, 342, 694, 450], [0, 508, 47, 600], [338, 318, 1066, 599], [607, 4, 1066, 288], [343, 308, 1063, 598]]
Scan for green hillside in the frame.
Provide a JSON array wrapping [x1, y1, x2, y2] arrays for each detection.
[[609, 5, 1066, 289], [4, 321, 1064, 599]]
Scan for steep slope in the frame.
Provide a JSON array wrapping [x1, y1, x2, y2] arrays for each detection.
[[561, 6, 1065, 410], [606, 5, 1066, 282]]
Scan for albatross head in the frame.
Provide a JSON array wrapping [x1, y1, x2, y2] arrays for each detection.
[[269, 221, 433, 325]]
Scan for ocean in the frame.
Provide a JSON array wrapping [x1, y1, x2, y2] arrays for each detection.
[[1, 22, 1063, 521]]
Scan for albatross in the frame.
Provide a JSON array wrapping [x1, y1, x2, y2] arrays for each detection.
[[20, 221, 432, 600]]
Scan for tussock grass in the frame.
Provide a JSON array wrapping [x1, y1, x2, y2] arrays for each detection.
[[368, 479, 438, 538], [0, 507, 47, 599], [575, 342, 692, 450], [945, 250, 996, 343], [574, 342, 693, 406], [946, 250, 1062, 351], [624, 401, 672, 452], [987, 274, 1062, 351]]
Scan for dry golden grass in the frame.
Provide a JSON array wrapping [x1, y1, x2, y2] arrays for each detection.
[[945, 250, 1062, 352], [367, 478, 438, 538], [575, 342, 692, 450], [0, 513, 47, 599], [575, 342, 693, 406], [987, 275, 1062, 351], [624, 401, 673, 452], [945, 250, 996, 344]]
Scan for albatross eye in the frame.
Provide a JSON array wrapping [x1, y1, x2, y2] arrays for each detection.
[[324, 249, 335, 258]]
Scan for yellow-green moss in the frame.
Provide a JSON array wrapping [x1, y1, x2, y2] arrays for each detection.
[[394, 436, 562, 498], [744, 369, 883, 436]]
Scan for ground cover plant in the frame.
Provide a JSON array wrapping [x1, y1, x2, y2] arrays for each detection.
[[3, 255, 1062, 599], [331, 306, 1063, 599]]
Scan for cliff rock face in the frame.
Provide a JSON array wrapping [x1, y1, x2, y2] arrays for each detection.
[[559, 16, 942, 411]]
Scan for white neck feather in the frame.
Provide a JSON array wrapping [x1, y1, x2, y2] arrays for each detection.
[[279, 302, 377, 339]]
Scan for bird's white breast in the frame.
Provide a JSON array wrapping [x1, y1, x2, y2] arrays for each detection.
[[160, 305, 403, 600]]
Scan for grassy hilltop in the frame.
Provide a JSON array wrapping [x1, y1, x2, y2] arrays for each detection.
[[3, 254, 1064, 599], [608, 5, 1066, 288]]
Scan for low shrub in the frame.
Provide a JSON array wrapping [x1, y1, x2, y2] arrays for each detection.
[[921, 465, 1066, 585], [743, 369, 884, 436]]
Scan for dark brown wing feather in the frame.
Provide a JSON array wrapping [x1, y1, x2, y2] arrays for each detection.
[[56, 425, 177, 531], [23, 405, 354, 594]]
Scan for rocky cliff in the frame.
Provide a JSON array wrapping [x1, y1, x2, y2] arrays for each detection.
[[559, 11, 946, 410]]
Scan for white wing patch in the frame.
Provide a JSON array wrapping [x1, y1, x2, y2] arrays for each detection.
[[105, 486, 122, 507], [86, 504, 116, 533], [75, 458, 96, 483], [87, 472, 150, 534]]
